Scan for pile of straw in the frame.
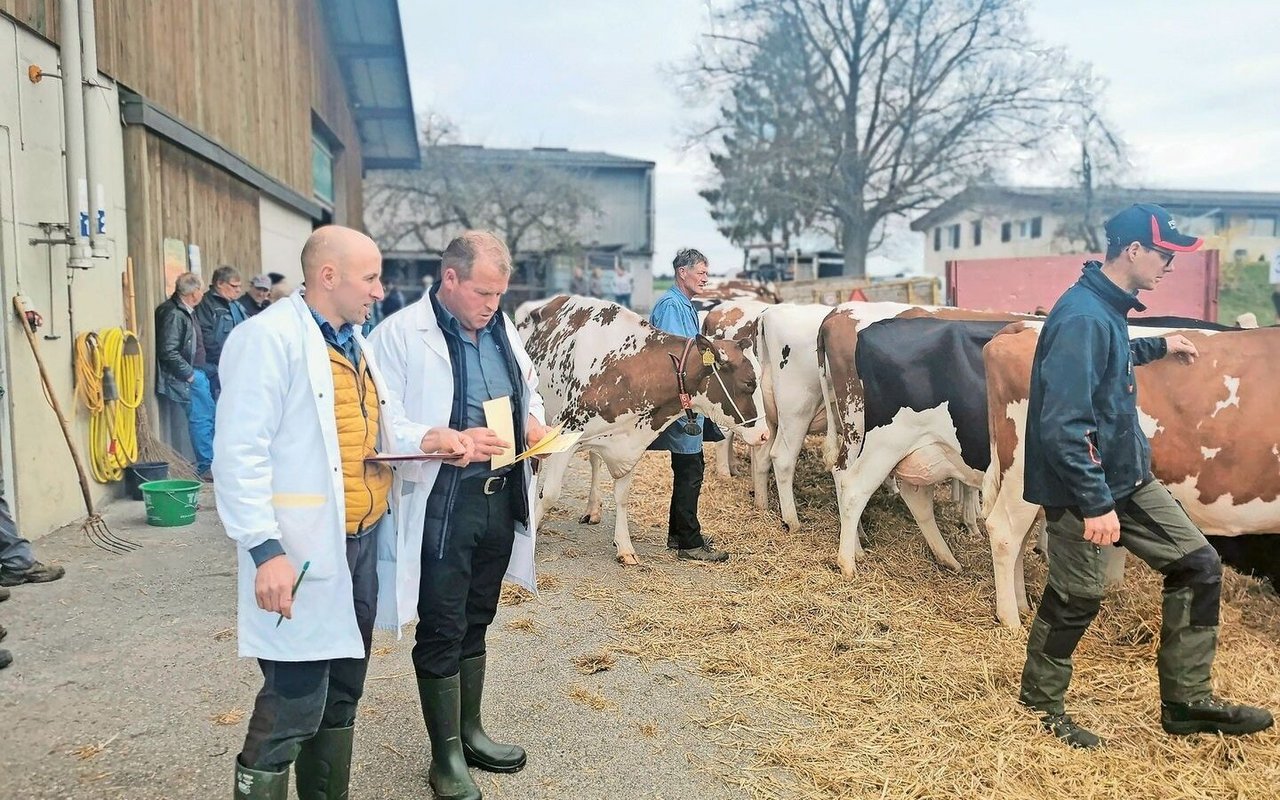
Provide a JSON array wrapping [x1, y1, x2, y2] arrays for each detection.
[[598, 442, 1280, 799]]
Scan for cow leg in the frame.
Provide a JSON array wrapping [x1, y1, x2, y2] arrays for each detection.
[[715, 431, 737, 478], [578, 451, 604, 525], [897, 481, 962, 572], [611, 470, 640, 566], [833, 460, 900, 578], [985, 490, 1042, 629], [960, 485, 981, 540], [533, 449, 575, 529], [749, 437, 772, 511], [772, 422, 806, 532]]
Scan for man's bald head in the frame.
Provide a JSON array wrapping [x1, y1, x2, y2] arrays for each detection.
[[301, 226, 379, 284], [299, 225, 384, 327]]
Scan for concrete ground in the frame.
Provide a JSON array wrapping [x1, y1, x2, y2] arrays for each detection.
[[0, 456, 742, 799]]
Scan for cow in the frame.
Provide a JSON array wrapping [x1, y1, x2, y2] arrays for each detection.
[[818, 307, 1037, 578], [518, 295, 770, 564], [983, 323, 1280, 628], [701, 299, 772, 479], [691, 278, 782, 313]]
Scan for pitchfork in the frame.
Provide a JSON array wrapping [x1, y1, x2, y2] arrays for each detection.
[[12, 296, 140, 553]]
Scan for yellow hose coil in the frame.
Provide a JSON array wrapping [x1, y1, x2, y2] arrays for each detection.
[[74, 328, 144, 483]]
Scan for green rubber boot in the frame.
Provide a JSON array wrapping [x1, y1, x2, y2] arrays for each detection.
[[417, 674, 481, 800], [459, 654, 526, 773], [294, 725, 354, 799], [234, 758, 288, 800]]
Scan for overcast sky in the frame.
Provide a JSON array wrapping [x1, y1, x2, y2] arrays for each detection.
[[399, 1, 1280, 275]]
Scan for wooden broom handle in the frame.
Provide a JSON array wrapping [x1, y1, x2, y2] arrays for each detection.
[[12, 295, 97, 513]]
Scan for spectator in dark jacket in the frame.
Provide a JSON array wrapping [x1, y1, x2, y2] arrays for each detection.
[[379, 277, 406, 319], [194, 265, 247, 394], [238, 275, 272, 318], [156, 272, 217, 477]]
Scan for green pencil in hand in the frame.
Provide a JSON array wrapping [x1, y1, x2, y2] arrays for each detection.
[[275, 560, 311, 628]]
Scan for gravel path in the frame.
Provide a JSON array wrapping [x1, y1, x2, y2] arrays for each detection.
[[0, 455, 745, 799]]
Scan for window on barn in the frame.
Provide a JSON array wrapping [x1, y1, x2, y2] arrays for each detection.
[[934, 227, 942, 251], [1001, 222, 1012, 242], [1030, 217, 1042, 238], [948, 224, 961, 248], [972, 221, 982, 246]]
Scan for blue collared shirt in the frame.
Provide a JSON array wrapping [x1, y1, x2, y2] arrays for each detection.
[[437, 303, 515, 477], [307, 306, 360, 366], [649, 286, 703, 454]]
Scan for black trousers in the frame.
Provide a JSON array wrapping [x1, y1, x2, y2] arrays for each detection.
[[668, 452, 706, 550], [413, 475, 518, 679], [239, 531, 378, 773]]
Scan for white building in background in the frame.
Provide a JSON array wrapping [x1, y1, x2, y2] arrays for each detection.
[[366, 146, 657, 311], [910, 185, 1280, 279]]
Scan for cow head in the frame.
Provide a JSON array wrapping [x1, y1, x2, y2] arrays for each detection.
[[689, 334, 770, 446]]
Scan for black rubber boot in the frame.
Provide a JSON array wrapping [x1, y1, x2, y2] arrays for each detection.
[[417, 675, 482, 800], [1162, 695, 1275, 736], [234, 757, 289, 799], [459, 654, 527, 773], [294, 725, 354, 799]]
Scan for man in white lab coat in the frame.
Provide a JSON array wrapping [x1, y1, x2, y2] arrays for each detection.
[[214, 226, 472, 799], [369, 230, 547, 800]]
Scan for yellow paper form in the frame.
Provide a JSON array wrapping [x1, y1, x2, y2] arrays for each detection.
[[483, 396, 517, 468], [516, 427, 581, 462]]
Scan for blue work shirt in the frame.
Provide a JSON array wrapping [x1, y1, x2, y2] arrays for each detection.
[[649, 286, 704, 454], [437, 303, 515, 477], [307, 306, 361, 366]]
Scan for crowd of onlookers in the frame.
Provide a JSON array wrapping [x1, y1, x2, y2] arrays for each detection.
[[569, 262, 633, 308]]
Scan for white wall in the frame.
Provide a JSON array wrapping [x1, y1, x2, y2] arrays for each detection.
[[259, 196, 311, 286], [0, 18, 130, 538]]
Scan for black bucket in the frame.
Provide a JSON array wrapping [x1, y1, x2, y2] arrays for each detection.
[[125, 461, 169, 501]]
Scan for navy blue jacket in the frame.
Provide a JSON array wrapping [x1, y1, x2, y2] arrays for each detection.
[[1023, 263, 1168, 517]]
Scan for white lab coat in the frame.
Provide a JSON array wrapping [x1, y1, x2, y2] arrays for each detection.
[[213, 292, 430, 662], [367, 296, 544, 595]]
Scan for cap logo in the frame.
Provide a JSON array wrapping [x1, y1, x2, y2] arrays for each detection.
[[1168, 219, 1178, 229]]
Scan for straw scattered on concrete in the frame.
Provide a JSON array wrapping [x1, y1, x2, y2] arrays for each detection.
[[587, 440, 1280, 799]]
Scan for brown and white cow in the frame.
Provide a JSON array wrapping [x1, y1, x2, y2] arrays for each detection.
[[701, 299, 772, 479], [818, 305, 1034, 578], [519, 296, 770, 564], [692, 279, 783, 314], [983, 323, 1280, 628]]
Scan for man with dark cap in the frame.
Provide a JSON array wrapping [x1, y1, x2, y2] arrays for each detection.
[[238, 275, 272, 318], [1018, 203, 1274, 748]]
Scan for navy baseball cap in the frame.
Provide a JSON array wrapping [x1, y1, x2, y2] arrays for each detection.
[[1105, 203, 1203, 253]]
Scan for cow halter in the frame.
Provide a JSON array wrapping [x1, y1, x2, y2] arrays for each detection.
[[667, 337, 761, 433]]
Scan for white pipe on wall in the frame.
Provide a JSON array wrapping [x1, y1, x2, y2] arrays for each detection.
[[78, 0, 108, 258], [58, 0, 90, 268]]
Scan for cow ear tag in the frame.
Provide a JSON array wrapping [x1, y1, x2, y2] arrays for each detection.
[[702, 350, 715, 366]]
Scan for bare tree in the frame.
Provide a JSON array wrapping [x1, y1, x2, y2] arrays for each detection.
[[688, 0, 1108, 277], [1054, 74, 1129, 252], [365, 115, 601, 257]]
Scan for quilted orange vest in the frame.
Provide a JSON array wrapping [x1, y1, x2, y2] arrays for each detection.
[[328, 348, 393, 534]]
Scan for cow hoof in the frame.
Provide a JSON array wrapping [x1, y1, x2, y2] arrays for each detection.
[[578, 513, 601, 525], [616, 553, 641, 566], [837, 556, 857, 579], [940, 559, 962, 573]]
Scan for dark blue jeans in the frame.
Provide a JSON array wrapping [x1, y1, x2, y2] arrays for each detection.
[[239, 530, 379, 773], [0, 496, 34, 572], [188, 370, 216, 473]]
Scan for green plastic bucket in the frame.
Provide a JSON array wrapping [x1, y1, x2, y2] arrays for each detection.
[[139, 479, 202, 527]]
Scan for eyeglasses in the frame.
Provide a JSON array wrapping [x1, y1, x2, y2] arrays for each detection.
[[1144, 246, 1175, 267]]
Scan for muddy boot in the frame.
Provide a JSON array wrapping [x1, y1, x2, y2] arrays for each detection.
[[459, 654, 526, 773], [417, 675, 481, 800], [294, 725, 354, 799], [0, 648, 11, 670], [1040, 713, 1104, 749], [1162, 695, 1274, 736], [234, 757, 288, 799], [0, 561, 65, 587]]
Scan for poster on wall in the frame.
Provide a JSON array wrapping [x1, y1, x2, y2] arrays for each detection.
[[163, 238, 187, 297]]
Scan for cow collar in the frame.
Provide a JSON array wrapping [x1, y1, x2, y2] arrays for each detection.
[[667, 337, 761, 431]]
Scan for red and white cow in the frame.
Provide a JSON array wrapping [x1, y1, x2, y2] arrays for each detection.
[[519, 296, 770, 564], [701, 299, 773, 479], [983, 323, 1280, 628]]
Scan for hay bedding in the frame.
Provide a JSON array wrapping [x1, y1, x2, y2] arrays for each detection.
[[581, 444, 1280, 799]]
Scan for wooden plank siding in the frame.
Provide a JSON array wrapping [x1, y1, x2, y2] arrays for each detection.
[[2, 0, 365, 219]]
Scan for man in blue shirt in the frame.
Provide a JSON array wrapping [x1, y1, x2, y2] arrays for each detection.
[[649, 248, 729, 563]]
